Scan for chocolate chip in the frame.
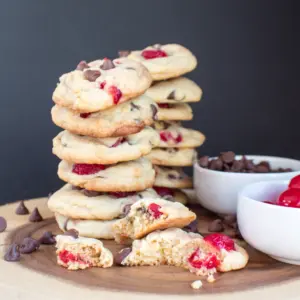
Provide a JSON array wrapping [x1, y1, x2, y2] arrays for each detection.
[[39, 231, 56, 245], [83, 190, 101, 197], [29, 208, 43, 222], [231, 160, 244, 172], [84, 70, 101, 82], [208, 219, 224, 232], [115, 247, 132, 265], [15, 201, 29, 215], [220, 151, 235, 164], [222, 215, 236, 225], [209, 158, 223, 171], [183, 220, 198, 233], [20, 237, 40, 254], [167, 174, 178, 180], [167, 90, 176, 100], [76, 60, 89, 71], [0, 217, 7, 232], [130, 102, 140, 111], [199, 156, 209, 168], [151, 104, 158, 120], [166, 148, 178, 153], [64, 229, 79, 239], [120, 204, 132, 218], [100, 59, 115, 70], [4, 243, 21, 262], [118, 50, 131, 57], [72, 185, 82, 191]]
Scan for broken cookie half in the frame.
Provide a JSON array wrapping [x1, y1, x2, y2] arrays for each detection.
[[113, 198, 196, 244], [55, 234, 113, 270]]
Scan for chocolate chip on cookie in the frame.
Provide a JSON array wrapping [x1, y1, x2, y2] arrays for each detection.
[[100, 59, 115, 70], [118, 50, 131, 57], [83, 190, 101, 197], [183, 219, 198, 233], [29, 208, 43, 222], [84, 70, 101, 82], [130, 102, 140, 111], [150, 104, 158, 120], [76, 60, 89, 71], [20, 237, 40, 254], [208, 219, 224, 232], [115, 247, 132, 265], [64, 229, 79, 239], [4, 243, 21, 262], [15, 200, 29, 215], [120, 204, 132, 218], [39, 231, 56, 245]]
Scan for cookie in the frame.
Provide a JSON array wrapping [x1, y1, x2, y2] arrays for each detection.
[[145, 77, 202, 103], [53, 58, 152, 113], [55, 213, 116, 239], [153, 121, 205, 148], [53, 127, 159, 164], [57, 157, 155, 192], [48, 184, 159, 220], [55, 234, 113, 270], [127, 44, 197, 80], [113, 198, 196, 244], [157, 103, 193, 121], [116, 228, 248, 279], [146, 148, 197, 166], [153, 186, 189, 205], [51, 95, 158, 138], [154, 166, 193, 189]]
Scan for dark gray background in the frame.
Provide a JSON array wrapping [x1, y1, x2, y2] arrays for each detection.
[[0, 0, 299, 203]]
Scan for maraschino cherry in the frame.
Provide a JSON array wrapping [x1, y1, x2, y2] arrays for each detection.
[[288, 174, 300, 190], [277, 188, 300, 208]]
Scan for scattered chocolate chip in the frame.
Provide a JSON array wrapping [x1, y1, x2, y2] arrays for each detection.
[[220, 151, 235, 164], [130, 102, 140, 111], [83, 190, 101, 197], [4, 243, 21, 262], [100, 59, 115, 70], [118, 50, 130, 57], [84, 70, 101, 82], [19, 237, 40, 254], [15, 201, 29, 215], [183, 220, 198, 233], [198, 156, 209, 168], [63, 229, 79, 239], [150, 104, 158, 120], [208, 219, 224, 232], [222, 215, 236, 225], [0, 217, 7, 232], [29, 208, 43, 222], [167, 174, 178, 180], [76, 60, 89, 71], [167, 90, 176, 100], [209, 158, 223, 171], [39, 231, 56, 245], [115, 247, 132, 265]]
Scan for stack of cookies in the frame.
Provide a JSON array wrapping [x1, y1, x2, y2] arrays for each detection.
[[125, 44, 205, 204], [48, 57, 164, 239]]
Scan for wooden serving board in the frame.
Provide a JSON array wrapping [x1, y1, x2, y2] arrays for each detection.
[[1, 197, 300, 300]]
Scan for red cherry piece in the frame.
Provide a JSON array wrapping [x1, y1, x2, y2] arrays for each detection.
[[277, 188, 300, 208], [110, 137, 126, 148], [204, 233, 235, 251], [158, 103, 170, 109], [80, 113, 91, 119], [108, 86, 122, 104], [174, 133, 183, 143], [72, 164, 107, 175], [99, 81, 106, 89], [142, 49, 168, 59], [159, 131, 183, 144], [148, 203, 163, 219], [59, 250, 77, 264], [109, 191, 136, 198], [153, 186, 174, 197], [289, 175, 300, 190], [188, 248, 220, 269]]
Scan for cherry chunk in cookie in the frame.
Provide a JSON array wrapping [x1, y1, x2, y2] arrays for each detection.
[[53, 58, 152, 113]]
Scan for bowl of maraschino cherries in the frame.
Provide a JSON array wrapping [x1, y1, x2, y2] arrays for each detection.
[[238, 174, 300, 265]]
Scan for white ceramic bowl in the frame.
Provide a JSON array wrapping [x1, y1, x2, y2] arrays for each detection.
[[193, 155, 300, 214], [238, 180, 300, 265]]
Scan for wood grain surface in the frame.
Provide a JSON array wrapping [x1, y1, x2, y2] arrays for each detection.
[[3, 198, 300, 296]]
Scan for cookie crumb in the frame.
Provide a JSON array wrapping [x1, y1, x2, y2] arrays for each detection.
[[207, 274, 215, 283], [191, 280, 202, 289]]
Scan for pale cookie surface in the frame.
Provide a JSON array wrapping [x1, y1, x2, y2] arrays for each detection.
[[53, 126, 159, 164], [113, 198, 196, 244], [55, 213, 116, 239], [154, 166, 193, 189], [146, 148, 197, 166], [55, 235, 113, 270], [53, 58, 152, 113], [127, 44, 197, 80], [145, 77, 202, 103], [153, 121, 205, 148], [58, 157, 155, 192], [48, 184, 158, 220], [51, 95, 158, 138], [153, 186, 189, 205], [157, 103, 193, 121]]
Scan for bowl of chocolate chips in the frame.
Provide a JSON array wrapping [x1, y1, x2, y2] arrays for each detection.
[[194, 152, 300, 214]]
